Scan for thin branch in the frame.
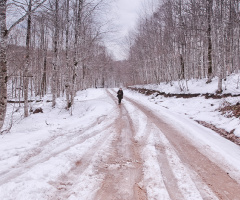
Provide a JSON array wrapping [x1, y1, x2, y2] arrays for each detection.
[[7, 0, 48, 36]]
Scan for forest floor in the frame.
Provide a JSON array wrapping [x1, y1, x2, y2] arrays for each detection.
[[0, 88, 240, 199]]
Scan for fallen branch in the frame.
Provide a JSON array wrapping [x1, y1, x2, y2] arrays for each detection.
[[7, 100, 43, 103]]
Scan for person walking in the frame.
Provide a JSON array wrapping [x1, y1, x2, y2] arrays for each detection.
[[117, 88, 123, 104]]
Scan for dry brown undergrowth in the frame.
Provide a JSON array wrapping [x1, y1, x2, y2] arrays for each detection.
[[219, 101, 240, 118]]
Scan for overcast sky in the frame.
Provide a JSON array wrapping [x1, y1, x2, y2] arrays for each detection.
[[105, 0, 159, 60], [105, 0, 145, 60]]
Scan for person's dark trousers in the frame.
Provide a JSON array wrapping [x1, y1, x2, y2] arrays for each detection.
[[118, 98, 122, 104]]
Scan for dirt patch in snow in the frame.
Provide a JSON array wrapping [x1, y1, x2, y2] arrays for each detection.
[[219, 102, 240, 118], [128, 87, 240, 99]]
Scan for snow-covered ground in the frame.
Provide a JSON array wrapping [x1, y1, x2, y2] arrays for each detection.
[[0, 89, 116, 199], [132, 74, 240, 137], [0, 83, 240, 199], [134, 73, 240, 94]]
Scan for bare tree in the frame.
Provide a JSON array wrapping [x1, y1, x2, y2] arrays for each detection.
[[1, 0, 114, 130], [52, 0, 60, 107], [126, 0, 240, 91], [0, 0, 8, 130], [23, 0, 33, 117], [206, 0, 213, 83], [0, 0, 47, 130]]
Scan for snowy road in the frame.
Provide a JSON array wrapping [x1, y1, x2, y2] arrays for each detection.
[[1, 88, 240, 200]]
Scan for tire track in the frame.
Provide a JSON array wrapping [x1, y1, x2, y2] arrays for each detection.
[[0, 90, 114, 171], [124, 95, 240, 200], [94, 89, 147, 200], [108, 89, 183, 199], [0, 111, 116, 186], [48, 125, 116, 200]]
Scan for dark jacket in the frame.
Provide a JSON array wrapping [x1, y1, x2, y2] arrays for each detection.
[[117, 90, 123, 99]]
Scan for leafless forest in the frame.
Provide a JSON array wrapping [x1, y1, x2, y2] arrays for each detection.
[[126, 0, 240, 90], [1, 0, 240, 130], [0, 0, 117, 130]]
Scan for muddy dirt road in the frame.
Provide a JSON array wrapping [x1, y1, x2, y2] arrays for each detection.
[[0, 88, 240, 200], [94, 89, 240, 200]]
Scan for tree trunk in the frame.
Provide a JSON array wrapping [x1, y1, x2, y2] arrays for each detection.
[[180, 53, 185, 79], [206, 0, 213, 83], [23, 0, 32, 117], [41, 52, 47, 96], [70, 0, 83, 109], [65, 0, 70, 109], [41, 21, 47, 97], [52, 0, 59, 107], [0, 0, 7, 130]]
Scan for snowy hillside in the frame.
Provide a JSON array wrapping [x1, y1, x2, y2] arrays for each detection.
[[134, 74, 240, 94], [131, 74, 240, 139]]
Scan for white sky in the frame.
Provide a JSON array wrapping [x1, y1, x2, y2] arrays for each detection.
[[105, 0, 159, 60], [105, 0, 146, 60]]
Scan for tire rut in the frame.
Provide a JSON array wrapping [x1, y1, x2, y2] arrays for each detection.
[[94, 90, 147, 200], [125, 95, 240, 200], [48, 125, 115, 200], [0, 113, 115, 186]]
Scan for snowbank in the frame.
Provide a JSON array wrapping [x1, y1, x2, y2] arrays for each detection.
[[134, 74, 240, 94]]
